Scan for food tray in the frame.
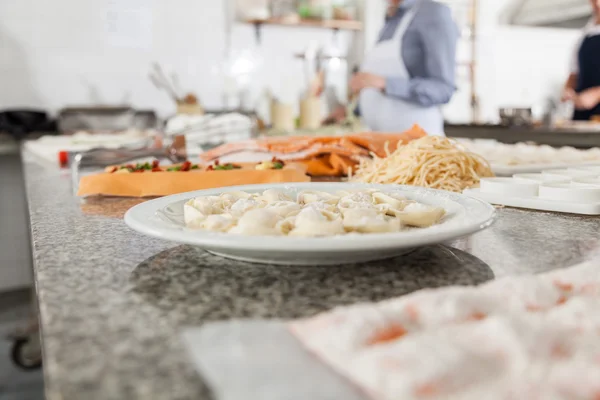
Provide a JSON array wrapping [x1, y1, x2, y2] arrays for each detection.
[[463, 167, 600, 215], [491, 162, 600, 176]]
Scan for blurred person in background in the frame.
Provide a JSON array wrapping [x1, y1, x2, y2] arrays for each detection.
[[328, 0, 458, 136], [562, 0, 600, 121]]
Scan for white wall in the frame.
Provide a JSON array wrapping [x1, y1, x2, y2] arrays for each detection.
[[474, 0, 581, 123], [0, 0, 356, 119], [0, 0, 584, 123]]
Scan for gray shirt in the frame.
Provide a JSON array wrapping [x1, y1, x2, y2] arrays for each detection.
[[378, 0, 459, 107]]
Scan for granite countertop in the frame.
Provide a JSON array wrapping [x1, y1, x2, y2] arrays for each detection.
[[22, 152, 600, 400]]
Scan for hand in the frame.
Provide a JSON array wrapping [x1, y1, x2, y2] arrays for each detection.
[[323, 105, 347, 124], [349, 73, 386, 95], [561, 88, 576, 102], [574, 88, 600, 110]]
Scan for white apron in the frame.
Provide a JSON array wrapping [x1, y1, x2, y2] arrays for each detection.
[[358, 0, 445, 136]]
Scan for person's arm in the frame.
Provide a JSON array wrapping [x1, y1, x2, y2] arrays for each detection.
[[574, 87, 600, 110], [384, 5, 458, 107], [562, 36, 582, 101], [562, 73, 578, 102]]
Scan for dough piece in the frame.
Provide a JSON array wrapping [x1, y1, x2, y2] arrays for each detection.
[[298, 190, 340, 205], [202, 214, 235, 232], [392, 202, 446, 228], [343, 208, 402, 233], [259, 189, 292, 203], [229, 198, 266, 217], [372, 192, 414, 211], [289, 207, 344, 237], [265, 201, 303, 218], [338, 192, 375, 211], [275, 217, 296, 235], [184, 202, 207, 229], [229, 209, 281, 236], [190, 196, 221, 215]]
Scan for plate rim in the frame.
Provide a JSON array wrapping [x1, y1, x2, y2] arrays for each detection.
[[124, 183, 496, 252]]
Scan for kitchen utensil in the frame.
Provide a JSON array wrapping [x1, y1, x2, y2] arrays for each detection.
[[124, 182, 496, 265], [149, 63, 181, 103]]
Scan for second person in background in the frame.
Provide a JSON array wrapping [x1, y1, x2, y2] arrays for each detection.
[[330, 0, 459, 136]]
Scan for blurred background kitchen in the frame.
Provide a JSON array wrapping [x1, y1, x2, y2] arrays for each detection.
[[0, 0, 598, 398]]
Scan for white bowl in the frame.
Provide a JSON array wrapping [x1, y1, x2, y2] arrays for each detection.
[[480, 177, 539, 198], [124, 183, 496, 266]]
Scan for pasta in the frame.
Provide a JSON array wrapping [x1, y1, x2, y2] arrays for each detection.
[[184, 189, 446, 237], [350, 136, 494, 192]]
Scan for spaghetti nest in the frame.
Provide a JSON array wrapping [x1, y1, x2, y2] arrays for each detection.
[[350, 136, 494, 192]]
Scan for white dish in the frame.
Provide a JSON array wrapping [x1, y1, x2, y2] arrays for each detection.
[[573, 177, 600, 186], [538, 182, 600, 203], [571, 166, 600, 174], [512, 173, 569, 184], [463, 188, 600, 215], [124, 183, 496, 266], [541, 169, 598, 179], [480, 177, 539, 197]]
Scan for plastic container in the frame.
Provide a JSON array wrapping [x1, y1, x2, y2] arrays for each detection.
[[538, 182, 600, 203], [512, 173, 569, 184], [541, 169, 598, 179], [479, 177, 539, 198]]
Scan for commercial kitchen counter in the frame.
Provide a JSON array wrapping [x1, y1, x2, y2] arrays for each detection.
[[446, 124, 600, 148], [22, 150, 600, 400]]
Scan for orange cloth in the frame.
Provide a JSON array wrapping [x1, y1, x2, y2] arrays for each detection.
[[77, 163, 310, 198], [200, 125, 428, 177]]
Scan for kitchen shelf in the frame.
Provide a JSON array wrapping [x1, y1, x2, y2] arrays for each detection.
[[244, 18, 363, 31]]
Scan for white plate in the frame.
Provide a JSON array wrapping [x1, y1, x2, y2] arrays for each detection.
[[124, 183, 496, 265]]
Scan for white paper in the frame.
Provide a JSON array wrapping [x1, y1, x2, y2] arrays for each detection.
[[104, 0, 154, 50], [181, 321, 367, 400]]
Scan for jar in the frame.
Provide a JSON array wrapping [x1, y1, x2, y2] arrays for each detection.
[[236, 0, 270, 21], [298, 0, 333, 20]]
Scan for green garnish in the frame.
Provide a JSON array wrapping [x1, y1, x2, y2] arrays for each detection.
[[214, 164, 241, 171], [191, 165, 200, 170], [134, 162, 152, 170], [272, 162, 284, 169], [167, 166, 181, 171]]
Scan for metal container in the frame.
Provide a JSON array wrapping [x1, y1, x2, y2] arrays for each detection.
[[499, 107, 533, 127], [57, 107, 158, 133]]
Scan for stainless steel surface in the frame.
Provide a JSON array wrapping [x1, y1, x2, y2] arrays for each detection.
[[57, 107, 158, 132]]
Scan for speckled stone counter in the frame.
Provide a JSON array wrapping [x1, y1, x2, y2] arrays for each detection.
[[22, 152, 600, 400]]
